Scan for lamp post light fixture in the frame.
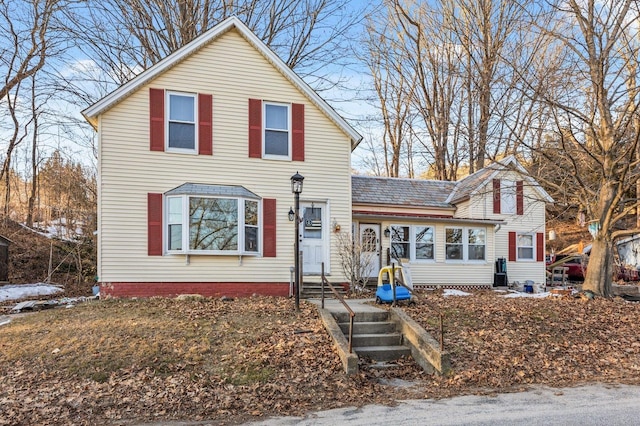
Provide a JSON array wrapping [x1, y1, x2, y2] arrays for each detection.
[[291, 172, 304, 311]]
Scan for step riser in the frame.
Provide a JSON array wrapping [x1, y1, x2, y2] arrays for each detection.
[[339, 322, 397, 334], [334, 311, 389, 323], [352, 334, 403, 347], [356, 346, 412, 362]]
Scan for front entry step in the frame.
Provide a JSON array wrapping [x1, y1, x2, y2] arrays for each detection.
[[355, 345, 412, 362]]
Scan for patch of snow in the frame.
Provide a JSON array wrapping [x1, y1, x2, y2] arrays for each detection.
[[443, 289, 472, 297], [502, 291, 551, 299], [0, 283, 63, 301]]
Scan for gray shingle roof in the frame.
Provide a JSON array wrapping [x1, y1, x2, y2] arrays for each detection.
[[352, 176, 456, 208], [165, 183, 260, 199], [448, 167, 497, 204]]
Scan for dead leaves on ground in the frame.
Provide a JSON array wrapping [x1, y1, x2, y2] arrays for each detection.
[[2, 293, 640, 424]]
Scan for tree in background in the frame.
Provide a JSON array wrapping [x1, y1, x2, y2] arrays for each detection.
[[64, 0, 366, 93], [519, 0, 640, 296]]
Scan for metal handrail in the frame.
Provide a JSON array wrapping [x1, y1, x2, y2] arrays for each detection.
[[389, 263, 445, 352], [320, 262, 355, 353]]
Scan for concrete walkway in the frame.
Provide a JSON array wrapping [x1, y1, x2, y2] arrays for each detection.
[[307, 298, 384, 316]]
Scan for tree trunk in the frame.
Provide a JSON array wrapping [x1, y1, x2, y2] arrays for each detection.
[[582, 237, 613, 297]]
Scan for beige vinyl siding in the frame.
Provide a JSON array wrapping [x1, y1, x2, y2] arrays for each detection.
[[458, 172, 547, 284], [98, 29, 352, 283], [376, 221, 496, 286]]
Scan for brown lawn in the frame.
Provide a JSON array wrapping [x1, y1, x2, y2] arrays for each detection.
[[1, 291, 640, 425]]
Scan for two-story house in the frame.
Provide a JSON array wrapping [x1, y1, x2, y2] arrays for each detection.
[[83, 17, 361, 297], [84, 17, 552, 297]]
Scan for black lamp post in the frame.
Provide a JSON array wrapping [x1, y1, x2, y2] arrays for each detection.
[[291, 172, 304, 311]]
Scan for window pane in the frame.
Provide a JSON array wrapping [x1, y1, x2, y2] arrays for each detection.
[[169, 224, 182, 250], [446, 228, 462, 244], [391, 226, 410, 259], [169, 122, 195, 149], [446, 244, 462, 260], [189, 197, 238, 251], [469, 245, 485, 260], [169, 94, 194, 122], [245, 226, 258, 252], [518, 247, 534, 259], [168, 197, 182, 223], [245, 201, 258, 226], [264, 130, 288, 155], [303, 207, 322, 239], [468, 228, 485, 244], [416, 227, 433, 244], [518, 234, 533, 246], [265, 104, 288, 130], [416, 243, 434, 260]]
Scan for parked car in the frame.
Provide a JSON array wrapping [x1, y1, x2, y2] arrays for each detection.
[[546, 254, 586, 281]]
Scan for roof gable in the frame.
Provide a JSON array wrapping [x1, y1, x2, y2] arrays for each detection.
[[82, 16, 362, 149], [353, 156, 553, 210]]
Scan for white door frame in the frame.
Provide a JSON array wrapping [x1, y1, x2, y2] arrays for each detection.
[[299, 200, 330, 275], [359, 223, 381, 278]]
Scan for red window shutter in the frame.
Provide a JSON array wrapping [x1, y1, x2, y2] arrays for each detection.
[[248, 99, 262, 158], [198, 93, 213, 155], [536, 232, 544, 262], [516, 181, 524, 215], [263, 198, 276, 257], [148, 193, 163, 256], [493, 179, 501, 214], [149, 88, 165, 151], [292, 103, 305, 161], [508, 231, 516, 262]]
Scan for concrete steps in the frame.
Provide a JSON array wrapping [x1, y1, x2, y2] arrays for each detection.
[[335, 309, 411, 363], [301, 283, 347, 299]]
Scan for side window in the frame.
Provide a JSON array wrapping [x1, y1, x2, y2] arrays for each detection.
[[517, 233, 534, 260], [168, 92, 197, 152], [244, 200, 259, 252], [167, 196, 183, 251], [264, 103, 290, 157]]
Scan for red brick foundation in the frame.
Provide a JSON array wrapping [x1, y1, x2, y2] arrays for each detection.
[[99, 282, 290, 298]]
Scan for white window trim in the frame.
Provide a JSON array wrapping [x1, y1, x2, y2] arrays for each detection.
[[164, 195, 262, 256], [445, 226, 487, 263], [390, 224, 436, 262], [262, 101, 291, 160], [516, 232, 536, 262], [166, 91, 198, 154]]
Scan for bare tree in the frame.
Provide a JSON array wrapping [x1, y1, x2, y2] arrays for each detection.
[[521, 0, 640, 296], [65, 0, 366, 92], [363, 10, 416, 177]]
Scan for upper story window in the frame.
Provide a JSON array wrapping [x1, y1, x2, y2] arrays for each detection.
[[167, 92, 197, 152], [500, 180, 516, 214], [264, 102, 290, 158]]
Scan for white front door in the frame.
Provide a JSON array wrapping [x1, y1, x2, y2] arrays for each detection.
[[300, 202, 326, 275], [360, 224, 381, 278]]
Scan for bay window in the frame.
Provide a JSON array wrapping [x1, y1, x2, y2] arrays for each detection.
[[166, 195, 260, 254]]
